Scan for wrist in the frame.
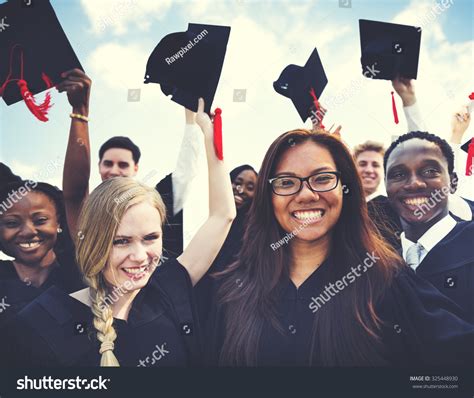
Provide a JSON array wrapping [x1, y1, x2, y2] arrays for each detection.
[[72, 105, 89, 117], [402, 95, 416, 107]]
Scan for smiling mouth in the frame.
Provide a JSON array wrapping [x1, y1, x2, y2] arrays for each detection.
[[403, 197, 430, 206], [17, 240, 44, 250], [234, 195, 244, 204], [121, 265, 151, 279], [292, 209, 325, 223]]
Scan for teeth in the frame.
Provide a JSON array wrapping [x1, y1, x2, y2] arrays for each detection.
[[123, 266, 148, 274], [404, 197, 429, 206], [19, 241, 41, 249], [293, 210, 323, 221]]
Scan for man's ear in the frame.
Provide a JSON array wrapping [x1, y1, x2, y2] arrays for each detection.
[[450, 172, 458, 194], [133, 163, 139, 176]]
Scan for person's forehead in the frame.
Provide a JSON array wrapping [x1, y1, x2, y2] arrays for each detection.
[[3, 191, 56, 214], [276, 141, 335, 172], [116, 202, 162, 235], [103, 148, 134, 162], [236, 169, 256, 180], [357, 150, 383, 162], [387, 139, 446, 169]]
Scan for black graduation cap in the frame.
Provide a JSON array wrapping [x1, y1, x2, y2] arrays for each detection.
[[144, 23, 231, 113], [461, 139, 472, 154], [273, 48, 328, 122], [359, 19, 421, 80], [0, 0, 83, 108], [461, 138, 474, 176]]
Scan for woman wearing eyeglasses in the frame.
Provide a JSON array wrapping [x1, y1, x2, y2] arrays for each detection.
[[205, 128, 473, 367]]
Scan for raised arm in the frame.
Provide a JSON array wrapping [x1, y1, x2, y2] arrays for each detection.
[[57, 69, 91, 239], [392, 77, 426, 132], [177, 99, 236, 286]]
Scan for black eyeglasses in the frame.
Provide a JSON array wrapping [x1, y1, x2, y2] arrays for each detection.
[[268, 171, 341, 196]]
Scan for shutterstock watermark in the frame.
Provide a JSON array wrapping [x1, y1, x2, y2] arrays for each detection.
[[313, 63, 381, 124], [17, 376, 110, 390], [137, 342, 170, 367], [165, 29, 208, 65], [309, 251, 380, 313], [0, 180, 38, 215], [414, 0, 455, 33]]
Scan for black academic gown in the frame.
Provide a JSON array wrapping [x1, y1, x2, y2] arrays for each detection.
[[195, 205, 249, 325], [0, 258, 200, 367], [0, 250, 84, 333], [415, 221, 474, 322], [205, 257, 473, 367], [155, 174, 183, 258]]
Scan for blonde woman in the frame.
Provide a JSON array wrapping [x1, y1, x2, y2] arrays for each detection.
[[1, 99, 235, 367]]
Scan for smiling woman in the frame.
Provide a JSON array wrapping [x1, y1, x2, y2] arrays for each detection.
[[1, 98, 236, 367], [0, 180, 83, 331], [205, 128, 474, 367]]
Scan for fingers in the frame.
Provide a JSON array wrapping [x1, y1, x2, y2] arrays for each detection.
[[56, 82, 84, 93], [61, 68, 88, 79], [197, 98, 205, 114]]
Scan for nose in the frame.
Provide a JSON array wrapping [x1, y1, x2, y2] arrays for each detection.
[[404, 173, 427, 191], [18, 221, 37, 238], [128, 241, 148, 264], [364, 165, 375, 174], [295, 180, 320, 202]]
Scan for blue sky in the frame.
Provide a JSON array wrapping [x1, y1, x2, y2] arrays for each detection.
[[1, 0, 473, 192]]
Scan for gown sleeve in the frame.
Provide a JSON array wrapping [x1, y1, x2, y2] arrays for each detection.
[[378, 266, 474, 366]]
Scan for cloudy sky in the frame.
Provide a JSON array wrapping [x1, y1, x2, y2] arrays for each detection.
[[1, 0, 473, 193]]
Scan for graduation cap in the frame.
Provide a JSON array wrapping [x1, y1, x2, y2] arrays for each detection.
[[359, 19, 421, 81], [0, 0, 83, 121], [359, 19, 421, 125], [144, 23, 230, 114], [273, 48, 328, 123]]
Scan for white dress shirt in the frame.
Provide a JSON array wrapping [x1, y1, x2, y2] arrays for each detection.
[[171, 123, 203, 216], [401, 214, 457, 271]]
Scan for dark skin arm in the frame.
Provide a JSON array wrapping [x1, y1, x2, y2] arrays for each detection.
[[56, 69, 91, 239]]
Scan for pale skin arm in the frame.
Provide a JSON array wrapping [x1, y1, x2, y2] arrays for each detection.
[[177, 98, 236, 286], [57, 69, 91, 239]]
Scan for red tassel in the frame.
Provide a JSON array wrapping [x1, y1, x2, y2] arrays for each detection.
[[41, 72, 54, 89], [469, 92, 474, 100], [391, 91, 399, 124], [213, 108, 223, 160], [309, 87, 325, 129], [466, 137, 474, 176], [18, 79, 52, 122]]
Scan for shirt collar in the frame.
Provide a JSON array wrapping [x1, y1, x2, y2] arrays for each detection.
[[401, 214, 457, 260]]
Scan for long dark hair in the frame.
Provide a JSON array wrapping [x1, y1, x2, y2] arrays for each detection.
[[216, 129, 404, 366]]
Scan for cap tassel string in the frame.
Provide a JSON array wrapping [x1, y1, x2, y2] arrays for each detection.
[[309, 87, 325, 129], [466, 138, 474, 176], [213, 108, 224, 160], [0, 44, 54, 122], [391, 91, 399, 124]]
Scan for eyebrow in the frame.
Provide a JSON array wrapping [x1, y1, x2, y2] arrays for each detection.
[[274, 166, 335, 177], [115, 231, 161, 239], [388, 158, 443, 171]]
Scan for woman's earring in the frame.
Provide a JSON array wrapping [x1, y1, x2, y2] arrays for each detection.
[[57, 227, 63, 234]]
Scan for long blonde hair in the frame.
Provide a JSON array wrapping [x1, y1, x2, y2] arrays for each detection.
[[75, 177, 166, 366]]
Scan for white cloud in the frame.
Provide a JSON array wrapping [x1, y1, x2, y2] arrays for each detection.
[[80, 0, 173, 35]]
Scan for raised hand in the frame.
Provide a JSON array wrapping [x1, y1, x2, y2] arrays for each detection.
[[450, 105, 471, 144], [392, 77, 416, 107], [195, 98, 214, 139], [56, 69, 91, 115]]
